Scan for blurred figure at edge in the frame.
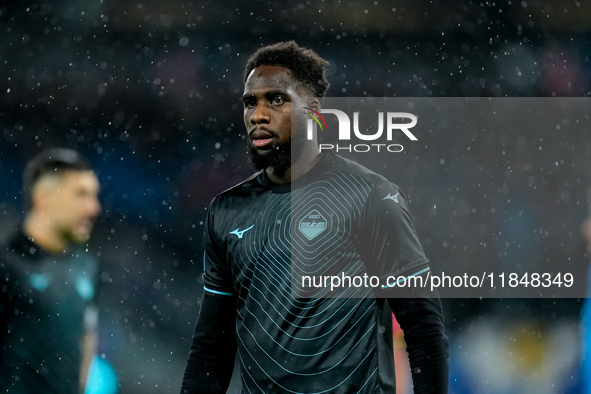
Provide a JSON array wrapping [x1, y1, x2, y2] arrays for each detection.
[[0, 148, 101, 393]]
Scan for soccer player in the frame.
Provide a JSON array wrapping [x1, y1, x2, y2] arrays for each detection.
[[181, 41, 449, 393], [0, 148, 101, 393]]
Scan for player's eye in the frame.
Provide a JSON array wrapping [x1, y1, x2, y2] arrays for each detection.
[[243, 98, 256, 109], [271, 95, 285, 105]]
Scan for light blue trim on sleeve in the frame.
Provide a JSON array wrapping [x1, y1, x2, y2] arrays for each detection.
[[203, 285, 234, 296]]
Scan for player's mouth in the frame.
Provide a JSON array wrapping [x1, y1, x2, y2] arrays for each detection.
[[78, 219, 95, 233], [250, 128, 275, 149], [71, 219, 95, 242]]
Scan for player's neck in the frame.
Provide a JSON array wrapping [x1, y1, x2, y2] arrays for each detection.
[[266, 149, 322, 184], [23, 212, 68, 254]]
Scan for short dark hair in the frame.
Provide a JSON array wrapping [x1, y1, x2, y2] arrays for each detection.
[[243, 41, 330, 97], [24, 148, 93, 207]]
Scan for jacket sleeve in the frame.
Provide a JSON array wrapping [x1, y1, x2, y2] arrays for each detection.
[[181, 200, 237, 394], [358, 181, 449, 392], [388, 287, 449, 393], [180, 291, 237, 394]]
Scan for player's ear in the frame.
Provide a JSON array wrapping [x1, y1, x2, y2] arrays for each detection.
[[31, 179, 58, 211], [306, 99, 321, 113], [32, 185, 51, 210]]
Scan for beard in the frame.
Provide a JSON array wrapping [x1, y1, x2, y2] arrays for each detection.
[[247, 129, 307, 176]]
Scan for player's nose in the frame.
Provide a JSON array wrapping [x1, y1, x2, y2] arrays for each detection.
[[87, 197, 101, 218], [250, 102, 271, 125]]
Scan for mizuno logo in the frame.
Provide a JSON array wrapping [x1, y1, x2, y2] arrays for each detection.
[[229, 225, 254, 239], [383, 192, 399, 203]]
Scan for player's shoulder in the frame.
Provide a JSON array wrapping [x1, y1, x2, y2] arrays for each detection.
[[328, 153, 399, 191], [0, 229, 46, 272], [1, 229, 34, 258], [208, 171, 265, 206]]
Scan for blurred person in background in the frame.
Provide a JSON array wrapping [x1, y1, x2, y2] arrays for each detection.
[[0, 148, 101, 393], [181, 41, 448, 393]]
